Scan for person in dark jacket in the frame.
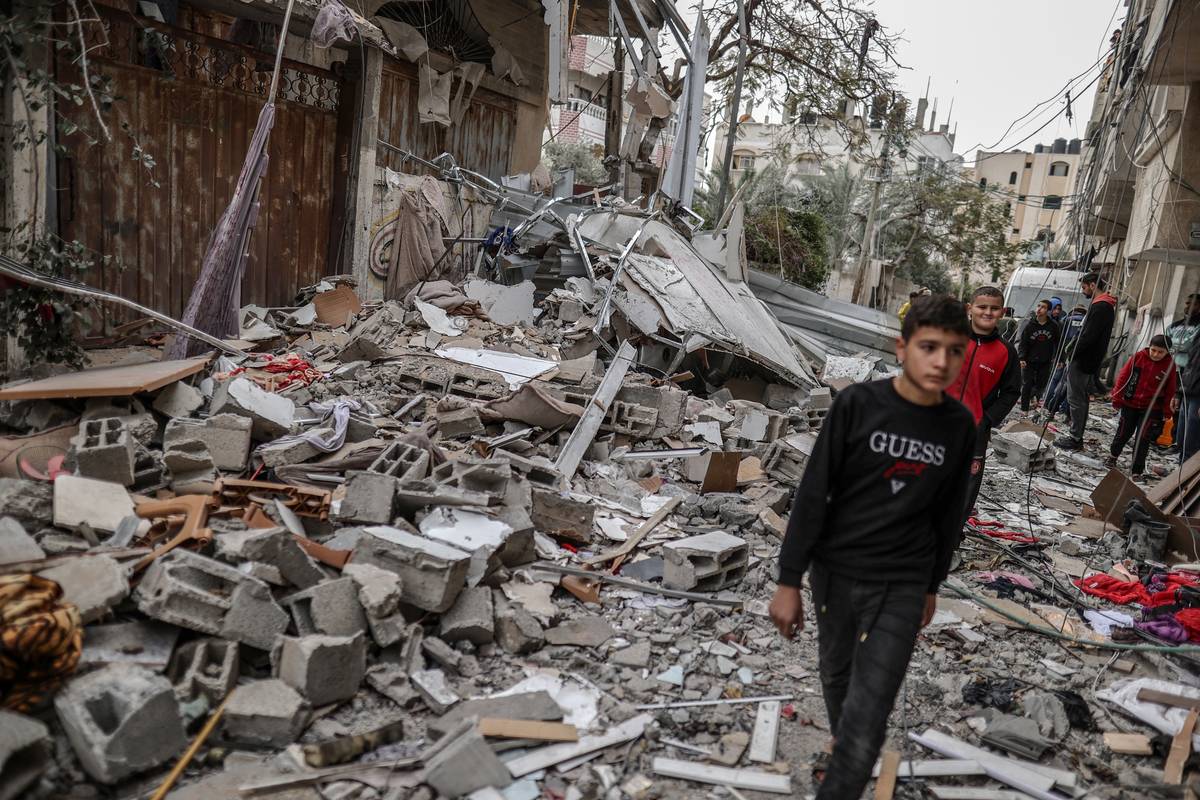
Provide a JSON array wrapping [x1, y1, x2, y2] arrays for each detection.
[[946, 286, 1022, 517], [1055, 273, 1117, 450], [770, 294, 975, 800], [1175, 324, 1200, 463], [1043, 304, 1087, 420], [1017, 299, 1061, 411], [1108, 334, 1177, 476]]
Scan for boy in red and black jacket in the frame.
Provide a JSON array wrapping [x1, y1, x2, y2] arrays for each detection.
[[945, 286, 1021, 518], [1108, 334, 1177, 476]]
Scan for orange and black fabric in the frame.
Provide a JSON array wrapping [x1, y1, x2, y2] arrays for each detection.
[[0, 573, 82, 712]]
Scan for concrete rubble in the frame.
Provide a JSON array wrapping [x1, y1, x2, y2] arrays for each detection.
[[2, 203, 1199, 800]]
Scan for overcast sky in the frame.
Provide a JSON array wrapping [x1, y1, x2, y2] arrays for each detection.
[[866, 0, 1124, 162]]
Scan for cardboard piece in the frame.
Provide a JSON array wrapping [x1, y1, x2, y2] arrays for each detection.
[[1165, 708, 1198, 783], [700, 451, 742, 494], [477, 718, 579, 742], [1092, 468, 1199, 560], [1103, 732, 1153, 755], [313, 285, 362, 327], [0, 356, 210, 400]]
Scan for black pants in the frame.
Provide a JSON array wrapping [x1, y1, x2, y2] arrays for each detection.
[[1110, 406, 1164, 475], [963, 425, 990, 521], [1020, 361, 1052, 411], [812, 564, 927, 800], [1067, 363, 1093, 442]]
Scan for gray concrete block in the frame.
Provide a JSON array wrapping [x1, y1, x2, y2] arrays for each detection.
[[54, 664, 185, 784], [436, 405, 485, 439], [152, 380, 204, 418], [411, 668, 459, 715], [223, 679, 309, 747], [438, 585, 494, 645], [216, 527, 325, 589], [164, 414, 253, 471], [38, 555, 129, 624], [163, 438, 216, 493], [0, 516, 43, 565], [74, 417, 136, 486], [0, 710, 50, 800], [135, 550, 288, 650], [335, 470, 398, 525], [368, 440, 430, 481], [210, 377, 295, 440], [257, 436, 321, 468], [342, 562, 401, 617], [430, 456, 511, 503], [429, 690, 564, 738], [531, 487, 595, 541], [283, 577, 367, 637], [52, 475, 135, 533], [494, 593, 545, 655], [424, 726, 512, 797], [273, 633, 366, 707], [662, 531, 749, 591], [347, 526, 470, 613], [0, 479, 52, 530], [168, 639, 239, 704]]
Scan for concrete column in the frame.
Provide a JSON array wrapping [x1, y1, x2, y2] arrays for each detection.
[[346, 47, 384, 300]]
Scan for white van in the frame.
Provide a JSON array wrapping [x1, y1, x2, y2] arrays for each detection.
[[1003, 267, 1088, 318]]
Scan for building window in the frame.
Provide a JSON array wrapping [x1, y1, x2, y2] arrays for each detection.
[[979, 178, 987, 187], [1005, 202, 1012, 214], [1024, 162, 1032, 169], [1008, 171, 1017, 184], [734, 154, 755, 171], [1049, 161, 1070, 177], [1043, 195, 1063, 210], [1018, 195, 1027, 202], [1012, 227, 1021, 234]]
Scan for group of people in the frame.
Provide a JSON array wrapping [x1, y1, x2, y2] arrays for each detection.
[[770, 273, 1200, 798]]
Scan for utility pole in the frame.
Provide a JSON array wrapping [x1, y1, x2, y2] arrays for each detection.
[[714, 0, 747, 221], [850, 138, 889, 305]]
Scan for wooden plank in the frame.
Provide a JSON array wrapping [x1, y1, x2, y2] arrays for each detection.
[[1165, 708, 1198, 784], [477, 718, 578, 742], [1148, 450, 1200, 507], [651, 757, 792, 794], [1062, 516, 1111, 539], [1103, 732, 1153, 755], [583, 497, 681, 566], [747, 700, 780, 764], [874, 750, 900, 800], [0, 357, 210, 400], [505, 713, 650, 777], [1137, 687, 1200, 711]]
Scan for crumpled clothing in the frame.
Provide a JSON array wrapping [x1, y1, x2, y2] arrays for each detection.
[[231, 353, 321, 391], [312, 0, 357, 47], [962, 676, 1019, 712], [404, 280, 485, 317], [1136, 616, 1191, 643], [1083, 608, 1135, 637], [1, 574, 82, 712], [385, 177, 449, 300], [260, 398, 362, 459], [976, 571, 1036, 590], [1075, 574, 1151, 605]]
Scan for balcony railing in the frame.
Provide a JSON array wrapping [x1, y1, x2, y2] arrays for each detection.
[[563, 97, 608, 122]]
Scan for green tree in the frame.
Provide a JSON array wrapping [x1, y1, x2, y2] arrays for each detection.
[[745, 206, 831, 289], [542, 142, 607, 186]]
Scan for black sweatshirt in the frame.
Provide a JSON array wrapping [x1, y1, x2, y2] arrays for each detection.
[[1017, 317, 1061, 364], [779, 379, 976, 593], [1073, 294, 1117, 374]]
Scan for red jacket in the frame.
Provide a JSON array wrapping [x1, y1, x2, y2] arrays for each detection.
[[1112, 349, 1177, 417], [947, 328, 1022, 427]]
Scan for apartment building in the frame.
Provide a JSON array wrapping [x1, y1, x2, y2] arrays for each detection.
[[973, 139, 1083, 258]]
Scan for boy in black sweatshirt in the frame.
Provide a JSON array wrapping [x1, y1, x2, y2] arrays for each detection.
[[1018, 299, 1061, 411], [770, 295, 976, 799]]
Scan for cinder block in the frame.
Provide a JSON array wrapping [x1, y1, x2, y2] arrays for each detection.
[[430, 456, 511, 503], [164, 413, 253, 471], [74, 418, 136, 486], [223, 679, 309, 747], [419, 507, 532, 585], [0, 710, 50, 800], [135, 550, 288, 650], [347, 526, 470, 613], [368, 440, 430, 481], [54, 664, 186, 784], [210, 377, 295, 440], [436, 405, 485, 439], [216, 527, 325, 589], [283, 577, 368, 638], [807, 387, 833, 409], [335, 470, 398, 525], [273, 633, 366, 707], [662, 532, 749, 591], [438, 585, 494, 645], [168, 639, 239, 704], [257, 436, 321, 468], [163, 438, 216, 493]]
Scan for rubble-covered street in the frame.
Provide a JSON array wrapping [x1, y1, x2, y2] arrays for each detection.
[[4, 200, 1200, 800]]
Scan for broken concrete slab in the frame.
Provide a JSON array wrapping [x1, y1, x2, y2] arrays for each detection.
[[80, 620, 179, 670], [412, 668, 460, 714], [283, 577, 368, 638], [494, 592, 545, 654], [0, 479, 52, 530], [437, 404, 485, 439], [662, 531, 749, 591], [164, 414, 253, 471], [545, 616, 615, 648], [135, 550, 289, 650], [335, 470, 398, 525], [425, 724, 512, 796], [612, 640, 652, 668], [152, 380, 204, 418], [0, 710, 50, 800], [223, 679, 309, 747], [54, 664, 186, 784], [429, 690, 565, 738], [438, 585, 494, 645], [210, 377, 295, 440], [419, 506, 530, 586], [347, 525, 471, 613], [342, 561, 401, 617], [38, 554, 129, 624], [169, 638, 239, 704], [273, 633, 366, 707], [216, 527, 325, 589], [0, 516, 44, 564], [163, 437, 217, 493], [52, 474, 134, 533]]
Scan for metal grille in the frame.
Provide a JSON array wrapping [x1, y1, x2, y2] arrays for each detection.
[[375, 0, 494, 64], [83, 6, 340, 111]]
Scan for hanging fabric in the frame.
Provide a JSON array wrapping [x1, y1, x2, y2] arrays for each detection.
[[418, 63, 453, 126]]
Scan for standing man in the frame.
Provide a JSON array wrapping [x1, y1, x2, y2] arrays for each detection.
[[1167, 294, 1200, 374], [1017, 299, 1061, 412], [1166, 295, 1200, 457], [898, 291, 919, 325], [770, 295, 976, 800], [946, 286, 1022, 518], [1043, 304, 1088, 421], [1054, 273, 1117, 451]]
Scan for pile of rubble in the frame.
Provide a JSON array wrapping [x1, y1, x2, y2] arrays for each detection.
[[4, 201, 1200, 798]]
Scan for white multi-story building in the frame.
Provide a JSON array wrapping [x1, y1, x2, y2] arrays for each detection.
[[972, 140, 1083, 257]]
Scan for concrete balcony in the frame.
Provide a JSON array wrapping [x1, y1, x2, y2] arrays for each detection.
[[549, 98, 609, 147]]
